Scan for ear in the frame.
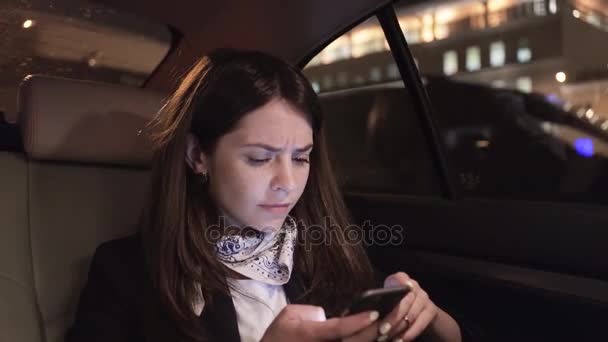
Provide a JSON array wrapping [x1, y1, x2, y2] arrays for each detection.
[[185, 133, 208, 174]]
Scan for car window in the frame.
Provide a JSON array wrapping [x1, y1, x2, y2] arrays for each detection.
[[306, 0, 608, 204], [0, 0, 172, 121], [303, 17, 441, 196], [393, 0, 608, 204]]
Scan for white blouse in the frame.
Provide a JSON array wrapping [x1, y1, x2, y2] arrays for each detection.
[[193, 279, 288, 342], [229, 279, 288, 342]]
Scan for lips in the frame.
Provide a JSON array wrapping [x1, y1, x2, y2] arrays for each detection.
[[258, 203, 291, 213], [259, 203, 290, 208]]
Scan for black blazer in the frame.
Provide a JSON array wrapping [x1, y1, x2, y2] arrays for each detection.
[[65, 235, 307, 342], [66, 236, 472, 342]]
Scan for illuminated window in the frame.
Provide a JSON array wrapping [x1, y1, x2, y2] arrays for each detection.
[[549, 0, 557, 14], [516, 77, 533, 93], [387, 63, 400, 79], [400, 18, 422, 44], [518, 48, 532, 63], [471, 14, 486, 29], [320, 35, 352, 64], [517, 38, 532, 63], [533, 0, 547, 16], [488, 11, 507, 27], [422, 14, 435, 42], [434, 23, 449, 40], [490, 41, 506, 67], [404, 29, 421, 44], [492, 79, 506, 88], [443, 50, 458, 75], [322, 75, 333, 89], [466, 46, 481, 71], [369, 67, 382, 82], [351, 26, 386, 58]]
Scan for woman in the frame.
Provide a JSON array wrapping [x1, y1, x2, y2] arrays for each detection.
[[67, 49, 461, 342]]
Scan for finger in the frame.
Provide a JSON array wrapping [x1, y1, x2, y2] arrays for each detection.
[[303, 310, 380, 340], [383, 272, 411, 288], [388, 290, 427, 339], [387, 308, 413, 338], [343, 320, 380, 342], [403, 289, 427, 327], [376, 291, 415, 338], [400, 306, 438, 342]]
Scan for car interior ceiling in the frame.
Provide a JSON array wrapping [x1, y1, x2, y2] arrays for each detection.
[[89, 0, 393, 92]]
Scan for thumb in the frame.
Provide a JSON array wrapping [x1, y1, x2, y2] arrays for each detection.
[[281, 304, 327, 322], [384, 272, 411, 288], [302, 310, 379, 340]]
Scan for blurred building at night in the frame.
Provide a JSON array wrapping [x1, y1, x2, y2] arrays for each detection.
[[304, 0, 608, 117]]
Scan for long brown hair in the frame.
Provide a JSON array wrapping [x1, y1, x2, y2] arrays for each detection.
[[141, 48, 375, 341]]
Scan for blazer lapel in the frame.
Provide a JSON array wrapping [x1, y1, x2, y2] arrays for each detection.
[[198, 272, 307, 342], [199, 290, 241, 342]]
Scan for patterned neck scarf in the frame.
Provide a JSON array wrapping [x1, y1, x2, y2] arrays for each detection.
[[215, 215, 298, 285]]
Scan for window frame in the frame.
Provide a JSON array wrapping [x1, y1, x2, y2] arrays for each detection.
[[299, 4, 457, 199]]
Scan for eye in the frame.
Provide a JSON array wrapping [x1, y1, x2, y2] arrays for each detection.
[[293, 157, 310, 165], [247, 157, 271, 166]]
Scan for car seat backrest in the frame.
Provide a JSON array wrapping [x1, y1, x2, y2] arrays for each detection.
[[0, 75, 165, 342]]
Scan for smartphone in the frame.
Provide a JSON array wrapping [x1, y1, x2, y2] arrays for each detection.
[[340, 285, 412, 319]]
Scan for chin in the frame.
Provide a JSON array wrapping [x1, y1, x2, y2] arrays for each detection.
[[253, 217, 285, 233]]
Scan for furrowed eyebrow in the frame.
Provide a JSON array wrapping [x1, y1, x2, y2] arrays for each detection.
[[241, 143, 313, 153]]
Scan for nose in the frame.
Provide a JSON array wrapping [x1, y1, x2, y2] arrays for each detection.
[[270, 158, 296, 193]]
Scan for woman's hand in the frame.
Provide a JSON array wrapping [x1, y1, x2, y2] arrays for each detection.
[[260, 304, 381, 342], [375, 272, 461, 342]]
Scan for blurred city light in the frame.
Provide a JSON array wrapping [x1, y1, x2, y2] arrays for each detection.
[[545, 94, 563, 106], [541, 122, 553, 133], [304, 0, 608, 122], [574, 138, 594, 157], [22, 19, 34, 29], [475, 140, 490, 148], [549, 0, 557, 14], [576, 107, 587, 118]]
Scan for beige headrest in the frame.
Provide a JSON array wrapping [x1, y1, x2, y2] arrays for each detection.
[[18, 75, 166, 166]]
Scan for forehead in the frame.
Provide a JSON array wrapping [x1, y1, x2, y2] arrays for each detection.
[[229, 99, 313, 144]]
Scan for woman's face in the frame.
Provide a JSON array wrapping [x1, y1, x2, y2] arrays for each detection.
[[189, 98, 313, 233]]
